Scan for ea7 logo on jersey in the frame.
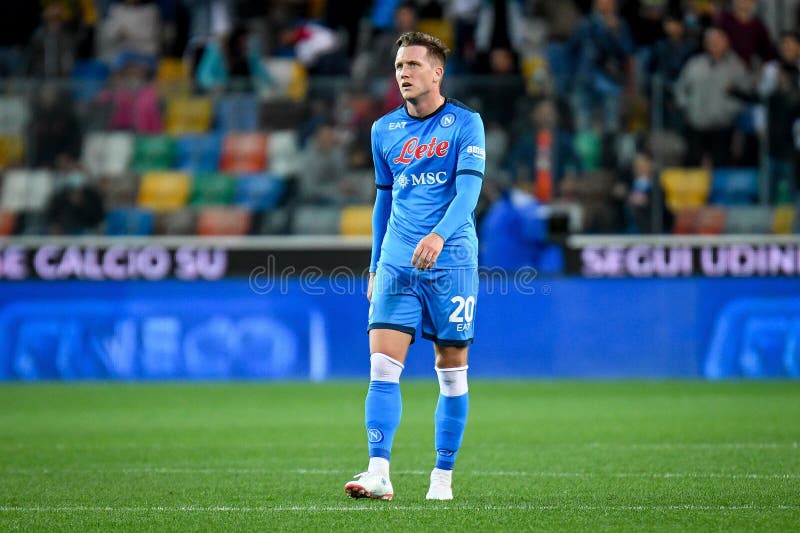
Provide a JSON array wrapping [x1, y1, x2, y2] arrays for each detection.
[[393, 137, 450, 164], [389, 121, 407, 130], [466, 145, 486, 160]]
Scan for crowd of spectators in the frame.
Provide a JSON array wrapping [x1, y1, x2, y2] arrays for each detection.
[[1, 0, 800, 240]]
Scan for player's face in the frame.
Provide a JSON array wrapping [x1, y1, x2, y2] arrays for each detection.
[[395, 45, 443, 102]]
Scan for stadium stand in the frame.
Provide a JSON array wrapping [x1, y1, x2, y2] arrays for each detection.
[[710, 168, 760, 205], [235, 173, 286, 210], [82, 132, 134, 177], [220, 133, 269, 174], [190, 172, 236, 206], [724, 206, 774, 234], [1, 169, 53, 212], [105, 208, 154, 236], [660, 168, 712, 211], [165, 96, 213, 135], [0, 210, 15, 236], [132, 135, 177, 173]]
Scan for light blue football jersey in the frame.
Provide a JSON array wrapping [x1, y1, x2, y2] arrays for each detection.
[[371, 98, 485, 269]]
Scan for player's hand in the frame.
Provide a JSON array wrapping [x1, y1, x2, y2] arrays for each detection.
[[412, 233, 444, 270], [367, 272, 375, 301]]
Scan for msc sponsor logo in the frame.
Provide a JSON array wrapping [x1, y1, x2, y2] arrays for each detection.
[[466, 145, 486, 160], [389, 121, 407, 130], [393, 137, 450, 164], [395, 171, 448, 189], [439, 113, 456, 128]]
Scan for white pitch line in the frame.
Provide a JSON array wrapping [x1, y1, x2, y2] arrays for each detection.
[[3, 467, 799, 480], [0, 504, 799, 513]]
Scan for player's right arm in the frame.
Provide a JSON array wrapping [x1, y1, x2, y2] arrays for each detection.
[[369, 121, 393, 300]]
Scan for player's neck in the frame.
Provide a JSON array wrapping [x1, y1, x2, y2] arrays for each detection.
[[405, 93, 446, 119]]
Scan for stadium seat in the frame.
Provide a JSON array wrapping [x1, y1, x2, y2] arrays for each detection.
[[0, 210, 15, 236], [219, 133, 268, 174], [105, 208, 154, 235], [673, 206, 725, 234], [660, 167, 711, 211], [291, 205, 341, 235], [175, 133, 223, 173], [13, 211, 48, 235], [0, 96, 29, 136], [573, 130, 602, 172], [132, 135, 177, 173], [267, 130, 301, 176], [165, 96, 213, 135], [235, 173, 286, 209], [216, 94, 260, 132], [339, 205, 372, 236], [723, 206, 773, 234], [710, 168, 760, 205], [71, 60, 110, 101], [156, 58, 191, 96], [137, 171, 191, 211], [191, 172, 236, 206], [0, 136, 24, 169], [773, 206, 796, 234], [154, 209, 197, 235], [253, 207, 291, 234], [82, 132, 134, 177], [0, 169, 53, 211], [417, 19, 454, 49], [99, 174, 140, 209], [196, 207, 252, 235]]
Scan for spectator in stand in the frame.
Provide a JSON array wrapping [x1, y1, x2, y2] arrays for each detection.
[[716, 0, 776, 70], [448, 0, 481, 73], [474, 0, 527, 72], [570, 0, 634, 133], [26, 3, 77, 78], [45, 157, 105, 235], [479, 174, 549, 272], [100, 0, 161, 63], [196, 23, 273, 93], [759, 31, 800, 203], [625, 152, 662, 233], [506, 99, 581, 201], [27, 85, 82, 168], [474, 48, 527, 126], [95, 54, 162, 133], [648, 11, 696, 131], [280, 21, 349, 76], [298, 124, 350, 205], [674, 27, 751, 167], [360, 1, 418, 82]]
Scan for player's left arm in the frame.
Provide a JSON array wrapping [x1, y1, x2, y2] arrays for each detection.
[[412, 112, 485, 270]]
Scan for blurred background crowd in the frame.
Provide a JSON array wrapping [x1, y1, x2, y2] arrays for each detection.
[[1, 0, 800, 253]]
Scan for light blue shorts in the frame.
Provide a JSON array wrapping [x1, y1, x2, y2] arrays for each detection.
[[368, 263, 478, 347]]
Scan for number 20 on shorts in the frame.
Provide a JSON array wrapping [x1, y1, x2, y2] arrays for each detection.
[[449, 296, 476, 332]]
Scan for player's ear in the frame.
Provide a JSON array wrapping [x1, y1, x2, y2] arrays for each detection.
[[433, 64, 444, 83]]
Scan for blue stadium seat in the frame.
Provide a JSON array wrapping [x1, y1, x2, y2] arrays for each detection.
[[71, 60, 110, 101], [710, 168, 760, 205], [106, 208, 154, 236], [234, 173, 287, 209], [216, 94, 260, 133], [175, 133, 223, 173]]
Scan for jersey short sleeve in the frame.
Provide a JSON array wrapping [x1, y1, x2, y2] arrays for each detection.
[[456, 112, 486, 180]]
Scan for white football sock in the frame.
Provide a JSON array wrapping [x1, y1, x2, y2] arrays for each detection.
[[370, 353, 404, 383], [430, 467, 452, 486], [435, 365, 469, 397], [368, 457, 390, 476]]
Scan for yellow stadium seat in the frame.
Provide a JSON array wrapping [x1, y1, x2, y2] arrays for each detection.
[[660, 167, 711, 211], [0, 136, 24, 169], [165, 96, 213, 135], [340, 205, 373, 236], [157, 58, 191, 96], [417, 19, 454, 50], [137, 171, 191, 211], [773, 206, 796, 234], [287, 61, 308, 101]]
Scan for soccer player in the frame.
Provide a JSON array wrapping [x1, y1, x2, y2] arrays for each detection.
[[343, 31, 485, 501]]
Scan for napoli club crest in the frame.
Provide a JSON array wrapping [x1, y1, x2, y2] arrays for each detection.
[[439, 113, 456, 128]]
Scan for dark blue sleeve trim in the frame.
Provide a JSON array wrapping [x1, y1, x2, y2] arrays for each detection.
[[376, 184, 393, 190], [456, 169, 484, 179]]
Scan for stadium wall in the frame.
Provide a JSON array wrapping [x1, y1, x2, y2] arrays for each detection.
[[0, 234, 798, 381]]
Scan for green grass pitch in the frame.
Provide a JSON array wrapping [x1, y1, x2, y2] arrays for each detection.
[[1, 381, 798, 531]]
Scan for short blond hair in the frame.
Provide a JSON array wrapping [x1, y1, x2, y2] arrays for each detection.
[[396, 31, 450, 66]]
